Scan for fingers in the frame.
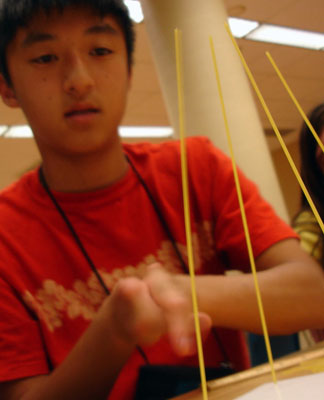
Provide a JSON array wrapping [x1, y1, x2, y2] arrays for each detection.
[[109, 277, 165, 347], [145, 264, 190, 344], [107, 264, 212, 356], [176, 313, 212, 356], [144, 263, 212, 356]]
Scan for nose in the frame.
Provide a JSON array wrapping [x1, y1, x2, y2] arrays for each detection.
[[63, 56, 95, 99]]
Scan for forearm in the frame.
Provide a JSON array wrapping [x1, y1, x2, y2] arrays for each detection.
[[21, 302, 135, 400], [3, 272, 210, 400], [195, 260, 324, 335]]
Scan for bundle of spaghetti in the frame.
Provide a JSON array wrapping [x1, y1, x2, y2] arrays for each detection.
[[174, 22, 324, 399]]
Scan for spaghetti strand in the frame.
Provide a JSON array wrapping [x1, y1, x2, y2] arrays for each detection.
[[174, 28, 208, 399], [209, 35, 277, 385], [265, 51, 324, 234], [266, 52, 324, 155], [224, 23, 324, 237]]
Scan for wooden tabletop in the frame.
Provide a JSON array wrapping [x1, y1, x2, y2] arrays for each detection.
[[172, 342, 324, 399]]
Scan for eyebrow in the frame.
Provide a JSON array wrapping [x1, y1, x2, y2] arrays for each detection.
[[22, 32, 57, 48], [21, 23, 118, 48], [85, 23, 118, 36]]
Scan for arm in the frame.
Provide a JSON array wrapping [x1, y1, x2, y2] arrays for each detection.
[[1, 279, 142, 400], [194, 238, 324, 334], [1, 273, 211, 400]]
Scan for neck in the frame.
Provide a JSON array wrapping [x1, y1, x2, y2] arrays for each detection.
[[40, 142, 128, 193]]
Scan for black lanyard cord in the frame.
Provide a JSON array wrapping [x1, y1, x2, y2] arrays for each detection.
[[38, 167, 150, 365], [39, 168, 110, 295], [38, 158, 231, 368], [126, 155, 188, 274], [126, 155, 232, 367]]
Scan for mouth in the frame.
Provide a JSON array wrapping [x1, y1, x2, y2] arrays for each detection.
[[65, 108, 100, 118]]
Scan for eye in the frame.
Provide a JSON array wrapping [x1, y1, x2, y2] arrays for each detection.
[[31, 54, 58, 64], [91, 47, 113, 56]]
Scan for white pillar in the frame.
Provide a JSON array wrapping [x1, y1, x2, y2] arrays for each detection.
[[140, 0, 289, 222]]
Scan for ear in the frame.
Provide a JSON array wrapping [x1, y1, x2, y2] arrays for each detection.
[[0, 74, 20, 108]]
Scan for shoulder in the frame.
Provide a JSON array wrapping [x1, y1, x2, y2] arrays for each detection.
[[0, 169, 40, 222], [293, 209, 320, 233], [122, 136, 226, 167], [293, 209, 323, 261], [0, 169, 36, 198], [122, 137, 230, 188]]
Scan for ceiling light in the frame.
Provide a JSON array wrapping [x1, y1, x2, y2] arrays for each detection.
[[4, 125, 33, 138], [119, 126, 173, 138], [0, 126, 9, 136], [228, 17, 259, 38], [246, 24, 324, 50], [124, 1, 144, 24], [2, 125, 174, 139]]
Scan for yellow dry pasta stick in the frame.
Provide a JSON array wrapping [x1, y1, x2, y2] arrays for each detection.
[[224, 23, 324, 237], [266, 52, 324, 155], [174, 28, 208, 400], [209, 35, 277, 385]]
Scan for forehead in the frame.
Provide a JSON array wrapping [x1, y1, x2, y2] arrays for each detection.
[[11, 6, 123, 48]]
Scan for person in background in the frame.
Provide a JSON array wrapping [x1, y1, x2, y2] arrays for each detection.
[[293, 102, 324, 344]]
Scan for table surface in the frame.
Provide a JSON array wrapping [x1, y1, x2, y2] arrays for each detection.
[[172, 341, 324, 400]]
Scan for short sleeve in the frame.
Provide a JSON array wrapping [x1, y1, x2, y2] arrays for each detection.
[[205, 140, 297, 271], [293, 209, 323, 263], [0, 278, 49, 382]]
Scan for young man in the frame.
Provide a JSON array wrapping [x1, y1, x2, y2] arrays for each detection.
[[0, 1, 324, 399]]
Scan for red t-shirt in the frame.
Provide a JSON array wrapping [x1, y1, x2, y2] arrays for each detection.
[[0, 137, 296, 399]]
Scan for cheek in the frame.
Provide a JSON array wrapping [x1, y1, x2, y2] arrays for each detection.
[[100, 74, 129, 104], [16, 90, 57, 127]]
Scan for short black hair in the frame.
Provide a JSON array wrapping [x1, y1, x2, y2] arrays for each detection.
[[0, 0, 135, 85], [294, 102, 324, 267], [299, 103, 324, 209]]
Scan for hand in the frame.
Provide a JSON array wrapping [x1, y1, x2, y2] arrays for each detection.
[[105, 276, 165, 348], [144, 263, 212, 356], [102, 263, 212, 356]]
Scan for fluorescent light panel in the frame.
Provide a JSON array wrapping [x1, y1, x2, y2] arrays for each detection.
[[247, 24, 324, 50], [0, 126, 9, 135], [4, 125, 33, 138], [228, 17, 259, 38], [1, 125, 174, 139], [119, 126, 173, 138]]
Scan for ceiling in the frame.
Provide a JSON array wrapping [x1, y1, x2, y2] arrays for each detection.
[[128, 0, 324, 146], [0, 0, 324, 187], [224, 0, 324, 146]]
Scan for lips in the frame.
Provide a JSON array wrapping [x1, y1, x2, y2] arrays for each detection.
[[64, 102, 100, 118], [64, 105, 100, 118]]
